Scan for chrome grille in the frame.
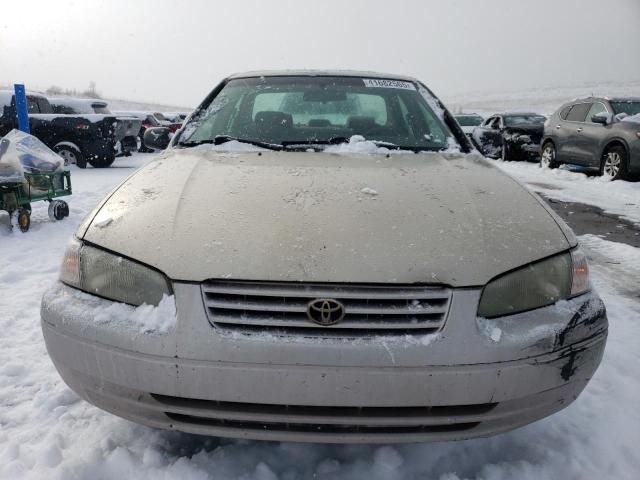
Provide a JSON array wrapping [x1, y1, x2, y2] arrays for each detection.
[[201, 281, 451, 334]]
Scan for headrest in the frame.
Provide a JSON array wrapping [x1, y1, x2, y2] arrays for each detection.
[[347, 116, 377, 132], [254, 111, 293, 128], [308, 119, 331, 127]]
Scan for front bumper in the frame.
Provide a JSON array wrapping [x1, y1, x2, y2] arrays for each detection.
[[41, 282, 607, 443], [519, 142, 541, 158]]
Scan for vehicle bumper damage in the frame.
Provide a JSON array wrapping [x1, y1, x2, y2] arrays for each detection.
[[41, 282, 607, 443]]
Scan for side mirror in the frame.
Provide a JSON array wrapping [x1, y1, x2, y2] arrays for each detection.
[[143, 127, 172, 150], [591, 114, 609, 125]]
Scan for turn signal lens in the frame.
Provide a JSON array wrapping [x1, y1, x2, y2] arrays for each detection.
[[570, 247, 590, 296], [60, 237, 81, 286]]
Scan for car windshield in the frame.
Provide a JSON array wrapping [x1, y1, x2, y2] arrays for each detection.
[[179, 76, 454, 151], [93, 105, 111, 114], [611, 101, 640, 117], [455, 115, 483, 126], [503, 115, 546, 126]]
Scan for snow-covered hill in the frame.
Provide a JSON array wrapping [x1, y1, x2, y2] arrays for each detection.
[[443, 79, 640, 116]]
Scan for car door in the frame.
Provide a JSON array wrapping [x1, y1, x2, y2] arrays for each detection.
[[551, 105, 572, 159], [474, 116, 502, 156], [580, 102, 611, 167], [562, 103, 591, 165]]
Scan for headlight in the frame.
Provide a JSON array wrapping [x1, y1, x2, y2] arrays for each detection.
[[478, 248, 590, 318], [60, 237, 171, 306]]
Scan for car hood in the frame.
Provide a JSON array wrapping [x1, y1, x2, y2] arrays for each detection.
[[81, 149, 570, 286]]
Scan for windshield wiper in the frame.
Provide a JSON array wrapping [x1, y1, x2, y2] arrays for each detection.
[[178, 135, 283, 151], [281, 136, 349, 150], [282, 137, 428, 152]]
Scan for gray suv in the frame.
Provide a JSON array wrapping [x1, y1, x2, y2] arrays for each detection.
[[541, 97, 640, 180]]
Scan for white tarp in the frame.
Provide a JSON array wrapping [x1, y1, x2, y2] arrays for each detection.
[[0, 130, 64, 183]]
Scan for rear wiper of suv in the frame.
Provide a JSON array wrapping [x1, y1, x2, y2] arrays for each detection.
[[178, 135, 283, 151]]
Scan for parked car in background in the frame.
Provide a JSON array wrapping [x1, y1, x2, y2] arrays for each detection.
[[152, 112, 184, 132], [50, 97, 142, 157], [0, 90, 120, 168], [541, 97, 640, 180], [50, 97, 111, 114], [473, 113, 546, 161], [454, 113, 483, 136], [163, 112, 189, 123], [43, 70, 607, 444], [112, 111, 163, 152]]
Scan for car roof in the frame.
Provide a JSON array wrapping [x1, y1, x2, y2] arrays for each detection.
[[492, 112, 542, 117], [49, 97, 107, 106], [227, 70, 420, 82], [0, 89, 47, 107], [570, 96, 640, 103]]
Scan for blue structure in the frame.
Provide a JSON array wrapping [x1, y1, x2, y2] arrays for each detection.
[[14, 84, 30, 134]]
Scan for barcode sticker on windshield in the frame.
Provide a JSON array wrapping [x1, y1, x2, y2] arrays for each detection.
[[362, 79, 416, 90]]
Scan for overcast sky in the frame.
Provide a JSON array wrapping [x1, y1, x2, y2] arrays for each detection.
[[1, 0, 639, 107]]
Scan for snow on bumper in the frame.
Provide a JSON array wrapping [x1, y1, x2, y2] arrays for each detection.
[[41, 282, 607, 443]]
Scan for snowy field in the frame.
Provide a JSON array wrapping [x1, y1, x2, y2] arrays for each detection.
[[1, 151, 639, 480]]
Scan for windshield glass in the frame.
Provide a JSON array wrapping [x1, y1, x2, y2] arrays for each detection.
[[611, 101, 640, 117], [503, 115, 546, 126], [455, 115, 483, 127], [93, 105, 111, 114], [180, 76, 454, 151]]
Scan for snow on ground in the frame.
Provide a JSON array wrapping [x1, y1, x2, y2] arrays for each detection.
[[492, 159, 640, 225], [1, 151, 640, 479]]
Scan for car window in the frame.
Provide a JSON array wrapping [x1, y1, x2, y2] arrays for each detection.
[[565, 103, 591, 122], [145, 115, 160, 126], [52, 104, 76, 114], [559, 105, 572, 120], [92, 104, 111, 114], [456, 115, 483, 127], [182, 76, 455, 151], [586, 102, 608, 123], [26, 96, 40, 113], [37, 97, 53, 114], [485, 117, 499, 129], [610, 101, 640, 116], [503, 115, 546, 126]]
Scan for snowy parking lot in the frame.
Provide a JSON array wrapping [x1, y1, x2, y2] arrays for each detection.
[[0, 152, 639, 480]]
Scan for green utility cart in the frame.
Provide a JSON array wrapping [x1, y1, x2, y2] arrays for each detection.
[[0, 170, 72, 232]]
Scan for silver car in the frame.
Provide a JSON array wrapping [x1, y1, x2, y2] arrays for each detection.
[[41, 71, 607, 444]]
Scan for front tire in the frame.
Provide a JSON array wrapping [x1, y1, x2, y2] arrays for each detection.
[[54, 144, 86, 169], [600, 145, 628, 181], [17, 207, 30, 232], [48, 200, 69, 221], [540, 142, 559, 169]]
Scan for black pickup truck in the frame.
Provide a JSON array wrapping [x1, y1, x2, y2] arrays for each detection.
[[0, 90, 120, 168]]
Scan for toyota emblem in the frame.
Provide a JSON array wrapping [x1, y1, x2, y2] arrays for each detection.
[[306, 298, 346, 326]]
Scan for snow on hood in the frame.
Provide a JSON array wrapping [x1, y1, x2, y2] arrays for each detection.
[[620, 113, 640, 124], [81, 149, 570, 286], [322, 135, 415, 154]]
